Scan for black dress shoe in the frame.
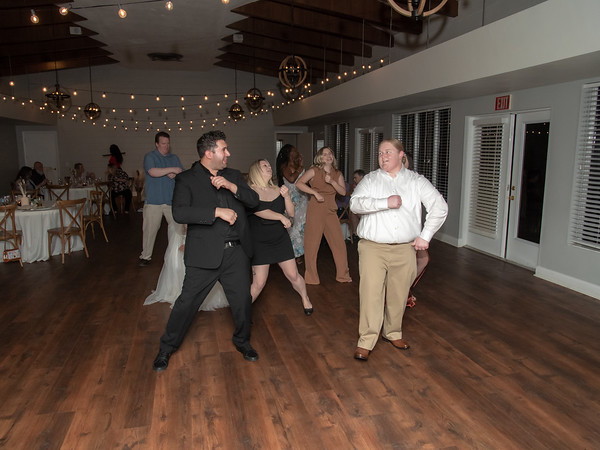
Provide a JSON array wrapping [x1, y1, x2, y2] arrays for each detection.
[[235, 345, 259, 362], [152, 351, 171, 371], [139, 258, 151, 267], [304, 307, 313, 316]]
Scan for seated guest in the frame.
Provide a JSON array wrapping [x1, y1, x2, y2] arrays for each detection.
[[349, 169, 366, 237], [336, 180, 351, 219], [106, 163, 133, 213], [31, 161, 48, 188], [71, 163, 94, 186], [14, 166, 36, 191]]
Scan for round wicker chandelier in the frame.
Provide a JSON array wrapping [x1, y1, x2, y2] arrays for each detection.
[[387, 0, 449, 19], [278, 55, 307, 90]]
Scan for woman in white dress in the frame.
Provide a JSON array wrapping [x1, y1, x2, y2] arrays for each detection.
[[144, 223, 229, 311], [275, 144, 309, 263]]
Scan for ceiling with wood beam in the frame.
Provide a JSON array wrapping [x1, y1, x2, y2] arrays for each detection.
[[0, 0, 118, 77], [0, 0, 457, 80], [217, 0, 457, 81]]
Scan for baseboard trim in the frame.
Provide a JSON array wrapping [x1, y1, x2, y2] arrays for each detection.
[[535, 267, 600, 300]]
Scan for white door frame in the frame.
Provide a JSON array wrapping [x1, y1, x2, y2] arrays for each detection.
[[505, 109, 550, 268]]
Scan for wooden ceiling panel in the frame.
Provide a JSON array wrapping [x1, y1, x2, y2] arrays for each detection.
[[0, 0, 458, 81], [0, 0, 115, 77], [232, 1, 399, 46], [220, 0, 455, 78]]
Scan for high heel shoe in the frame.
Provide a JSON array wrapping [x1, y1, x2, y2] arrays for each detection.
[[302, 297, 313, 316]]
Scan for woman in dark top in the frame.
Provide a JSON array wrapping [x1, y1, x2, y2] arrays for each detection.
[[109, 144, 124, 168], [247, 159, 313, 315]]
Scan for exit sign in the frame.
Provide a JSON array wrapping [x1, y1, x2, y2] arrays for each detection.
[[495, 95, 511, 110]]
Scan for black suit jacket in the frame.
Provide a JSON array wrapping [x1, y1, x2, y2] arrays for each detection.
[[172, 163, 259, 269]]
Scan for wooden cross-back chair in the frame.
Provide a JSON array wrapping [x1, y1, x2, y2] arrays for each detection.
[[83, 190, 109, 242], [47, 184, 70, 201], [47, 198, 89, 264], [94, 181, 116, 218], [0, 204, 23, 267]]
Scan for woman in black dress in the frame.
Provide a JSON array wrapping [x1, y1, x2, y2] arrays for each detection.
[[247, 159, 313, 315]]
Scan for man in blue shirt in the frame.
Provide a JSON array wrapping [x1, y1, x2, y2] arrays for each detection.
[[139, 131, 183, 266]]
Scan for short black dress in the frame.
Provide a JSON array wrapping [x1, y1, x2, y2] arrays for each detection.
[[248, 195, 295, 265]]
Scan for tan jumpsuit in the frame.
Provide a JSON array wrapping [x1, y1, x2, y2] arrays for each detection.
[[303, 167, 352, 285]]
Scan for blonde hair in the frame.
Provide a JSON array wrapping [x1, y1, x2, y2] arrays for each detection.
[[313, 146, 338, 170], [248, 159, 275, 188], [380, 139, 405, 153]]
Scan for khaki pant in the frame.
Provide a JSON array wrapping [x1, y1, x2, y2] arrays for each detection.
[[357, 240, 416, 350], [140, 204, 179, 261]]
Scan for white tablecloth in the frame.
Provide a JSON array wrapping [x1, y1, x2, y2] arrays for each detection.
[[69, 186, 95, 214], [13, 207, 84, 263]]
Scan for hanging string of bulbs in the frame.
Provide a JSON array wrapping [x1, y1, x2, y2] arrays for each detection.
[[28, 1, 175, 23], [0, 84, 279, 133]]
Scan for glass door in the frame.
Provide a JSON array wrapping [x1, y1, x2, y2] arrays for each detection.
[[505, 110, 550, 268]]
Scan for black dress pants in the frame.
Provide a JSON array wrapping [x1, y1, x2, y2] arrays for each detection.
[[159, 244, 252, 353]]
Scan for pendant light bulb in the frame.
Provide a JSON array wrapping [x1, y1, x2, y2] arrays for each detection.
[[165, 1, 174, 11], [30, 9, 40, 24], [59, 5, 71, 16], [117, 4, 127, 18], [222, 0, 230, 4]]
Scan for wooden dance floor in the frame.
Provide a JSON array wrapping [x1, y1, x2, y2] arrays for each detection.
[[1, 213, 599, 448]]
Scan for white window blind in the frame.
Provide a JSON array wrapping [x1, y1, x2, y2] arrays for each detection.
[[570, 82, 600, 251], [392, 107, 451, 199], [358, 128, 383, 173], [325, 123, 349, 177], [468, 121, 506, 238]]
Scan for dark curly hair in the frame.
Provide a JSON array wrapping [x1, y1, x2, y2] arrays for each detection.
[[197, 130, 226, 158], [275, 144, 294, 187], [109, 144, 123, 165]]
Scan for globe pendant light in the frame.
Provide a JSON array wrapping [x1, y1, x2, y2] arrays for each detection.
[[277, 0, 307, 97], [245, 60, 264, 113], [45, 65, 71, 113], [84, 64, 101, 120], [278, 55, 307, 90], [228, 67, 244, 121]]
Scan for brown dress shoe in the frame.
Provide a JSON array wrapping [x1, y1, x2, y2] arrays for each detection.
[[354, 347, 370, 361], [382, 337, 410, 350]]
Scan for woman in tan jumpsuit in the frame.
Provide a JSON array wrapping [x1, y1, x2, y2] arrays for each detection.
[[296, 147, 352, 285]]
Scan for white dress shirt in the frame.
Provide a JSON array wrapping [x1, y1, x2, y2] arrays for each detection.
[[350, 167, 448, 244]]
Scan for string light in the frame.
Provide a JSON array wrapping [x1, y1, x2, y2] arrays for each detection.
[[30, 9, 39, 24], [165, 1, 173, 11], [117, 3, 127, 18], [59, 5, 71, 15]]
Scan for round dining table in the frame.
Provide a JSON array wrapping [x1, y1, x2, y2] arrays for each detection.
[[13, 205, 84, 263]]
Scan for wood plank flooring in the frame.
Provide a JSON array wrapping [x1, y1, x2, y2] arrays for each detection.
[[1, 212, 599, 449]]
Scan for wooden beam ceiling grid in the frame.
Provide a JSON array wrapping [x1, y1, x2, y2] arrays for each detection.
[[0, 0, 116, 77], [219, 0, 458, 78]]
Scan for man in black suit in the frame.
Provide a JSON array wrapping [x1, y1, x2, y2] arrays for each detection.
[[152, 130, 260, 371]]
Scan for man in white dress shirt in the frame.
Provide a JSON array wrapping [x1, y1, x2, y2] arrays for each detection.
[[350, 139, 448, 361]]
